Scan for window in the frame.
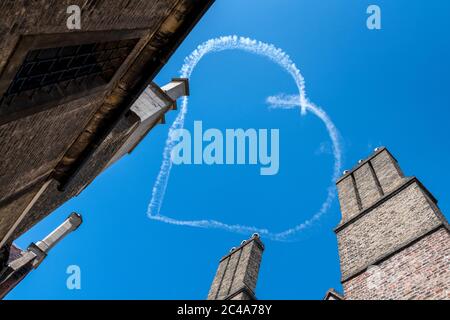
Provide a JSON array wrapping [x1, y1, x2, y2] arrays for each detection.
[[0, 30, 145, 125], [0, 39, 138, 110]]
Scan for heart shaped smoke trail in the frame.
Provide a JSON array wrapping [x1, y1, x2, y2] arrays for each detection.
[[146, 35, 342, 241]]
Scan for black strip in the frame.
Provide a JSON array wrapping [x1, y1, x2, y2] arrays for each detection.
[[0, 300, 438, 317]]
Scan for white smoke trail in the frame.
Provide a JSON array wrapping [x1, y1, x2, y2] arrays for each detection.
[[267, 94, 302, 109], [147, 35, 342, 241]]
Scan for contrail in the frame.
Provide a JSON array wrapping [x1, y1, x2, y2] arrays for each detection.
[[147, 35, 342, 241]]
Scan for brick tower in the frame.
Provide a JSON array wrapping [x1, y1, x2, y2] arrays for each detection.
[[207, 234, 264, 300], [334, 147, 449, 299]]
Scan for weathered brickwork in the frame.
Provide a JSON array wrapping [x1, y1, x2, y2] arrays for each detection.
[[0, 1, 178, 75], [337, 180, 442, 279], [353, 163, 381, 209], [0, 183, 43, 241], [336, 175, 361, 223], [208, 236, 264, 300], [11, 114, 136, 238], [12, 86, 173, 239], [370, 149, 404, 194], [335, 147, 449, 300], [0, 96, 102, 201], [337, 149, 406, 225], [0, 0, 179, 199], [343, 227, 450, 300]]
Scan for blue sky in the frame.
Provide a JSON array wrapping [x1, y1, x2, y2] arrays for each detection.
[[8, 0, 450, 299]]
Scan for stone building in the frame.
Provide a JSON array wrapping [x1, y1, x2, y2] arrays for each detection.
[[208, 148, 449, 300], [0, 0, 214, 296]]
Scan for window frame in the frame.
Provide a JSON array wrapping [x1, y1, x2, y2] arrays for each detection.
[[0, 29, 147, 126]]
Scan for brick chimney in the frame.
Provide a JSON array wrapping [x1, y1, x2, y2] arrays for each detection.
[[335, 147, 450, 299], [207, 234, 264, 300]]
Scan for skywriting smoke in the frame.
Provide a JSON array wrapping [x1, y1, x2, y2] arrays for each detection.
[[147, 35, 342, 241]]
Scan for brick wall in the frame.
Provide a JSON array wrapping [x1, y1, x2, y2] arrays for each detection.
[[0, 1, 181, 242], [335, 147, 449, 300], [0, 0, 214, 249], [0, 1, 178, 74], [343, 227, 450, 300], [0, 95, 102, 202], [336, 149, 406, 224], [337, 180, 442, 279], [0, 0, 178, 196]]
